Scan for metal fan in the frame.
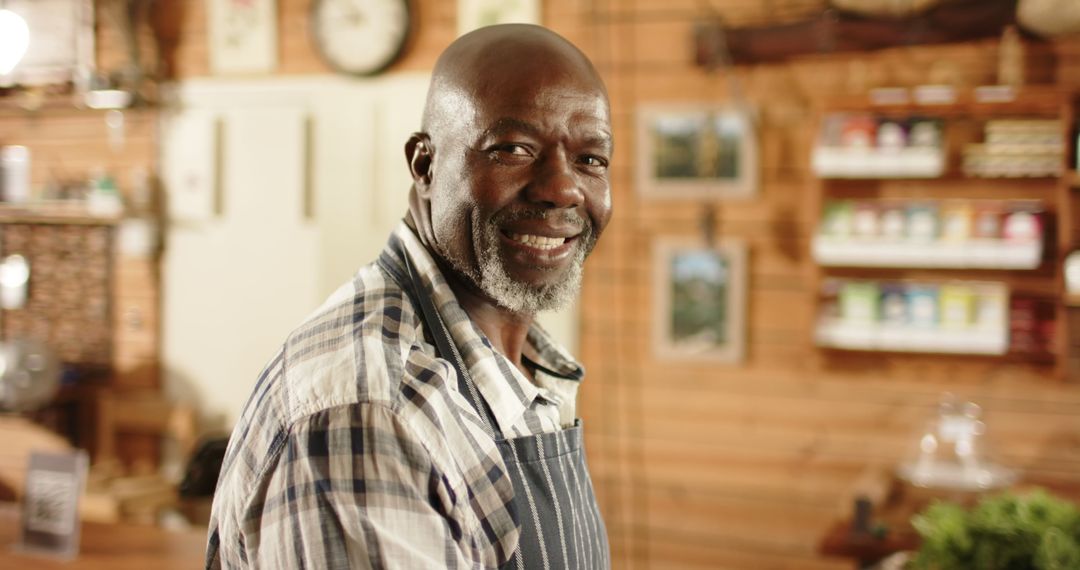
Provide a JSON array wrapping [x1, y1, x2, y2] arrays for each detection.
[[0, 338, 61, 413]]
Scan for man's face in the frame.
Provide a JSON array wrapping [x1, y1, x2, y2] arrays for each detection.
[[424, 61, 613, 313]]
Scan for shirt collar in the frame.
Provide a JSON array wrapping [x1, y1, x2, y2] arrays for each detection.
[[387, 223, 584, 435]]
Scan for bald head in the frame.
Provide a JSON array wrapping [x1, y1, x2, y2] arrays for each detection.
[[421, 24, 608, 142]]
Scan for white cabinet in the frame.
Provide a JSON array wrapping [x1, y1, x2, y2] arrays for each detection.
[[160, 75, 428, 425]]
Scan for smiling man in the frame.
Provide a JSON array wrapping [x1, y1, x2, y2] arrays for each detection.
[[206, 24, 612, 569]]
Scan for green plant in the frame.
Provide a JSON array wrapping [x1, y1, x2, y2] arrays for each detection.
[[909, 488, 1080, 570]]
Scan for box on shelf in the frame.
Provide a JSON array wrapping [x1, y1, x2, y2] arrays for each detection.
[[963, 119, 1064, 178]]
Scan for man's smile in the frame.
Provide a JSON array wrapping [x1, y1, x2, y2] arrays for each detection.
[[506, 232, 566, 250]]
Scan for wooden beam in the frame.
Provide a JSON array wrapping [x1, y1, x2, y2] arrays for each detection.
[[719, 0, 1021, 65]]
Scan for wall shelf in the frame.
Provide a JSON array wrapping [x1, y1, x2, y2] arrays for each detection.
[[809, 87, 1076, 375], [812, 237, 1042, 269], [815, 319, 1008, 355], [812, 147, 945, 179]]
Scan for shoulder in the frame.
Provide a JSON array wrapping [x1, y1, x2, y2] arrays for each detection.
[[209, 261, 468, 525], [219, 258, 469, 478]]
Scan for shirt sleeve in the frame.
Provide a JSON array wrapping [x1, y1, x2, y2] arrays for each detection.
[[241, 402, 475, 569]]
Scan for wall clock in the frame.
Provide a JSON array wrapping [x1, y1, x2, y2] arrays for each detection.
[[310, 0, 411, 77]]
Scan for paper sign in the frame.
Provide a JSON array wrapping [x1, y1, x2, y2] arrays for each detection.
[[18, 450, 88, 559]]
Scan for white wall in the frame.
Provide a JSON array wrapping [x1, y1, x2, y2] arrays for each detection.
[[160, 75, 579, 428]]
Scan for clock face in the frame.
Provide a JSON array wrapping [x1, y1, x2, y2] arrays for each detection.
[[311, 0, 411, 76]]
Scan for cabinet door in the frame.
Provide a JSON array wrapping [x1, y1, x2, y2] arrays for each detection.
[[163, 105, 319, 424]]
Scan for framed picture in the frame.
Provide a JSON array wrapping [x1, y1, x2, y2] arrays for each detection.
[[636, 105, 758, 200], [208, 0, 278, 74], [652, 237, 748, 362], [3, 0, 95, 86], [458, 0, 541, 36]]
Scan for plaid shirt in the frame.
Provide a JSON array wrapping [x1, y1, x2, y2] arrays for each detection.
[[206, 223, 588, 569]]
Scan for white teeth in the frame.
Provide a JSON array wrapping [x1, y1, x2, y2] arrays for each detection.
[[509, 233, 566, 250]]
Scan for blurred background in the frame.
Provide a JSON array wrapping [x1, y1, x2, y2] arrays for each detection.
[[0, 1, 1079, 568]]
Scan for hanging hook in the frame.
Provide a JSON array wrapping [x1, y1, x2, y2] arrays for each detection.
[[701, 203, 720, 249]]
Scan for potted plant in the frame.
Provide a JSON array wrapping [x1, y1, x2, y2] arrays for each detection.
[[904, 488, 1080, 569]]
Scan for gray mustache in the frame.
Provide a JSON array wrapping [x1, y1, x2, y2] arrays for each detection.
[[494, 209, 590, 235]]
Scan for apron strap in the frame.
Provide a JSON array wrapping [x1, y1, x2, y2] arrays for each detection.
[[377, 238, 500, 439]]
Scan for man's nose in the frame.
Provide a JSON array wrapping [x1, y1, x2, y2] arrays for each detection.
[[527, 150, 584, 209]]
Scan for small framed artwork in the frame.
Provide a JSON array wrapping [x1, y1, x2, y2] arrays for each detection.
[[636, 105, 758, 200], [208, 0, 278, 74], [652, 237, 748, 362], [458, 0, 541, 36]]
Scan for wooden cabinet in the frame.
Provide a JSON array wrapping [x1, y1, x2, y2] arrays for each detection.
[[808, 86, 1079, 378]]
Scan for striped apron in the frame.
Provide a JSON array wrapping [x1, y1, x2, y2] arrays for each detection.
[[380, 239, 610, 569]]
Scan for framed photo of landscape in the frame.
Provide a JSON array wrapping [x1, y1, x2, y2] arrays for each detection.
[[652, 237, 747, 362], [636, 104, 758, 200]]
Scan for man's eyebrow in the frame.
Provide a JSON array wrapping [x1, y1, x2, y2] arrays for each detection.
[[482, 117, 614, 152], [584, 133, 614, 154], [480, 118, 541, 140]]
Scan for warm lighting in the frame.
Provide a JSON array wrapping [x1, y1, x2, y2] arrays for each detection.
[[0, 8, 30, 76]]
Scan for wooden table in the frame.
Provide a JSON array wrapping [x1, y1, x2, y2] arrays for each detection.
[[0, 505, 207, 569]]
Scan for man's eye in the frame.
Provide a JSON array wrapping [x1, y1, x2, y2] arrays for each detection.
[[485, 144, 533, 163], [580, 155, 608, 168], [500, 144, 531, 155]]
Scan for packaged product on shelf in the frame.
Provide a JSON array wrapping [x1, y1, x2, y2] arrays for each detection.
[[879, 201, 908, 240], [973, 284, 1009, 331], [880, 284, 908, 326], [852, 201, 880, 239], [971, 201, 1003, 240], [1002, 203, 1043, 243], [840, 114, 877, 149], [821, 200, 854, 238], [840, 281, 880, 324], [908, 119, 943, 149], [964, 119, 1063, 177], [907, 285, 940, 328], [1009, 297, 1039, 353], [939, 284, 976, 329], [876, 119, 907, 150], [906, 203, 939, 243], [940, 202, 973, 242]]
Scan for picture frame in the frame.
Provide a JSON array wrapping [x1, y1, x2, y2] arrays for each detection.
[[636, 104, 758, 200], [652, 237, 748, 363], [208, 0, 278, 75], [3, 0, 95, 87], [458, 0, 541, 36]]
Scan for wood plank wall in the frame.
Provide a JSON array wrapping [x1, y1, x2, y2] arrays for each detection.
[[106, 0, 1080, 566]]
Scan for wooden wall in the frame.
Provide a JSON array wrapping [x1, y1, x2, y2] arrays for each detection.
[[82, 0, 1080, 566], [564, 3, 1080, 570]]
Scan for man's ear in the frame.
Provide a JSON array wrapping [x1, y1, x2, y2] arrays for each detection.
[[405, 132, 433, 196]]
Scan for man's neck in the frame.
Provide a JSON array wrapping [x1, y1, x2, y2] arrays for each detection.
[[443, 268, 535, 381]]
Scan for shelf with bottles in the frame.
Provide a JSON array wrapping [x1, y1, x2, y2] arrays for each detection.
[[812, 114, 946, 179], [812, 87, 1071, 181], [813, 199, 1045, 270], [815, 278, 1054, 357]]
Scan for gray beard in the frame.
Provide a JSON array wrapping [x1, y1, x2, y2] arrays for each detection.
[[445, 215, 592, 314]]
